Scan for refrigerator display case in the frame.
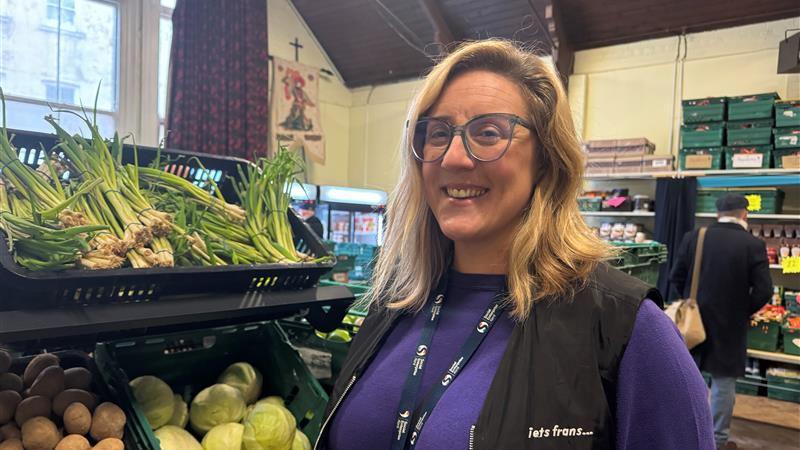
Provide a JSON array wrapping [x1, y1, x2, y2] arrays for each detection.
[[318, 186, 388, 245]]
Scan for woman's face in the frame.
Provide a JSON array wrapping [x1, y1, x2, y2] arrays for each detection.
[[421, 70, 537, 246]]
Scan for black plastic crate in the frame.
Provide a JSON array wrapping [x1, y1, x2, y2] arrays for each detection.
[[94, 321, 328, 449], [0, 129, 334, 309], [8, 350, 145, 449]]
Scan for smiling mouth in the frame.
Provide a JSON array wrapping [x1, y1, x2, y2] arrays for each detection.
[[443, 187, 489, 199]]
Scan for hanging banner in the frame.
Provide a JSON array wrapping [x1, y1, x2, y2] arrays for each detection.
[[272, 56, 325, 164]]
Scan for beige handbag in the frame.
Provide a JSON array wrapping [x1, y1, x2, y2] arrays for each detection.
[[665, 227, 707, 350]]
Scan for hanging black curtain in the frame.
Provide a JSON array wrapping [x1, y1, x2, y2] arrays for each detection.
[[654, 177, 697, 302], [167, 0, 269, 159]]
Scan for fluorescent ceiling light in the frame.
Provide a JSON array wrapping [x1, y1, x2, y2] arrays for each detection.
[[320, 186, 388, 205], [290, 182, 317, 200]]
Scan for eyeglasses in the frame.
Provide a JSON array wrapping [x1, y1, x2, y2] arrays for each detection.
[[411, 113, 532, 163]]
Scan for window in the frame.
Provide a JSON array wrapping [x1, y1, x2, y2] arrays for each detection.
[[157, 0, 174, 143], [47, 0, 76, 26], [0, 0, 118, 136]]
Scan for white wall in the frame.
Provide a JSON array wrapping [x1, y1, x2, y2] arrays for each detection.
[[568, 17, 800, 156]]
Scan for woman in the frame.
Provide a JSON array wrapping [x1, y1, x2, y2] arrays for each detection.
[[317, 40, 714, 450]]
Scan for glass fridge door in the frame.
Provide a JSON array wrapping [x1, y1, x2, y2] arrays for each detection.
[[329, 210, 352, 243], [353, 212, 380, 245]]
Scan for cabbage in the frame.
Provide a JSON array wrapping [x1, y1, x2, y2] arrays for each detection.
[[129, 375, 175, 429], [242, 402, 296, 450], [190, 384, 246, 435], [167, 394, 189, 428], [202, 422, 245, 450], [291, 429, 311, 450], [218, 362, 263, 405], [259, 396, 285, 407], [155, 425, 202, 450]]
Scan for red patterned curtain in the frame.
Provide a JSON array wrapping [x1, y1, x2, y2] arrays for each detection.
[[166, 0, 268, 160]]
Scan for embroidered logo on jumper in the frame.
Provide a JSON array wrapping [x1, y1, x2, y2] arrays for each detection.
[[528, 425, 594, 439]]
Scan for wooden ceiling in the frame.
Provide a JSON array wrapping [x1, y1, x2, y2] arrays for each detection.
[[290, 0, 799, 87]]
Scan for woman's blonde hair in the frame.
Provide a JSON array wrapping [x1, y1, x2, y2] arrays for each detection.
[[368, 39, 610, 321]]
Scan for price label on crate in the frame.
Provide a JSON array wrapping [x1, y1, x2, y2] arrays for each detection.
[[745, 194, 762, 212], [783, 256, 800, 274]]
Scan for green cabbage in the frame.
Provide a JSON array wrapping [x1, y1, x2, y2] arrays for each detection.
[[129, 375, 175, 429], [155, 425, 202, 450], [242, 402, 296, 450], [167, 394, 189, 428], [190, 383, 246, 435], [218, 362, 263, 405], [202, 422, 245, 450], [259, 396, 285, 407], [291, 429, 312, 450]]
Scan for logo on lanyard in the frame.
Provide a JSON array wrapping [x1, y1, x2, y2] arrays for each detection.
[[416, 345, 428, 356], [396, 410, 411, 440], [476, 321, 490, 333], [430, 294, 444, 320]]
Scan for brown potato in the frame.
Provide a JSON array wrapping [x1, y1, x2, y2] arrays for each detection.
[[30, 366, 65, 400], [54, 435, 91, 450], [0, 391, 21, 425], [91, 438, 123, 450], [89, 403, 125, 441], [0, 351, 10, 374], [63, 368, 92, 392], [63, 403, 91, 436], [0, 375, 22, 394], [14, 396, 50, 427], [0, 438, 23, 450], [53, 390, 96, 417], [21, 416, 61, 450], [22, 354, 59, 388]]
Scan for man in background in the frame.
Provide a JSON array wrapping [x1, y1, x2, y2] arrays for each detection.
[[299, 202, 325, 238], [670, 193, 772, 450]]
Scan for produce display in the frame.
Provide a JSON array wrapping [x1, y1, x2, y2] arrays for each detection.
[[0, 94, 325, 271], [750, 305, 788, 326], [130, 362, 311, 450], [0, 350, 127, 450]]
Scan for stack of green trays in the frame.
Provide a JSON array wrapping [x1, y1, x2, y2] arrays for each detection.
[[682, 97, 727, 123], [735, 375, 763, 396], [775, 100, 800, 128], [578, 197, 602, 211], [679, 147, 724, 170], [726, 120, 773, 146], [724, 145, 772, 170], [766, 368, 800, 404], [783, 321, 800, 356], [696, 189, 728, 213], [728, 93, 779, 121], [681, 123, 725, 148], [729, 188, 784, 214]]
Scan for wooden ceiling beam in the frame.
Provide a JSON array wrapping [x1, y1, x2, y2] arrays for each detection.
[[419, 0, 456, 47], [542, 0, 574, 83]]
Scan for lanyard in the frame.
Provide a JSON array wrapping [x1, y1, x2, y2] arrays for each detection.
[[391, 284, 505, 450]]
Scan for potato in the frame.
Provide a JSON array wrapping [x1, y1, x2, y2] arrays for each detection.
[[30, 366, 65, 400], [89, 403, 125, 441], [63, 403, 91, 436], [91, 438, 123, 450], [21, 416, 61, 450], [0, 423, 20, 440], [0, 375, 22, 394], [54, 435, 91, 450], [22, 354, 59, 388], [63, 369, 92, 392], [0, 391, 21, 425], [0, 438, 23, 450], [14, 395, 50, 427], [53, 390, 96, 417], [0, 351, 10, 374]]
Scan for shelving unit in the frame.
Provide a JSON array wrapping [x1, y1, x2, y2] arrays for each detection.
[[580, 211, 655, 217], [586, 168, 800, 180], [747, 349, 800, 366], [695, 213, 800, 220]]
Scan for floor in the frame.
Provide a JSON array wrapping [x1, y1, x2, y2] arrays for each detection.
[[729, 418, 800, 450]]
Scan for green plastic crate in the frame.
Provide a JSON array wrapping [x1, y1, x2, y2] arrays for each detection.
[[786, 292, 800, 315], [696, 189, 728, 213], [612, 242, 668, 267], [682, 97, 726, 123], [728, 93, 779, 121], [681, 123, 725, 148], [726, 120, 773, 146], [766, 370, 800, 404], [747, 321, 780, 351], [774, 147, 800, 169], [320, 280, 370, 316], [95, 322, 328, 449], [774, 127, 800, 149], [616, 257, 663, 286], [775, 101, 800, 128], [783, 323, 800, 356], [279, 320, 352, 393], [679, 147, 724, 170], [724, 145, 772, 170], [735, 375, 764, 396], [578, 197, 602, 212], [727, 188, 784, 214]]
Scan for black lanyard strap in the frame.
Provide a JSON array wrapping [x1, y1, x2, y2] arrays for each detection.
[[391, 284, 505, 450]]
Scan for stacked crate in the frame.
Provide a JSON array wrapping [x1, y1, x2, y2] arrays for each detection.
[[725, 93, 778, 170], [584, 138, 671, 175], [679, 97, 726, 170], [774, 100, 800, 169]]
